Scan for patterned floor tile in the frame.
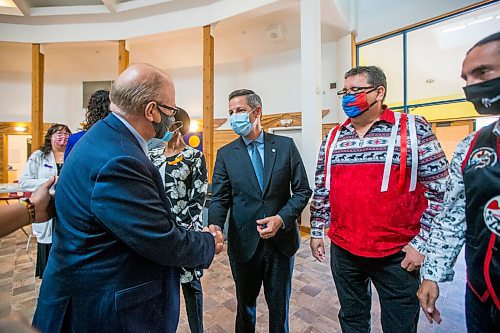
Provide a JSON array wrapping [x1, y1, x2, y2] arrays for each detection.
[[0, 229, 468, 332]]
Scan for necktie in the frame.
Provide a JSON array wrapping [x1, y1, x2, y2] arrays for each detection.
[[251, 141, 264, 191]]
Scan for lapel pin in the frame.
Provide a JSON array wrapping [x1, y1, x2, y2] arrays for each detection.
[[272, 148, 276, 153]]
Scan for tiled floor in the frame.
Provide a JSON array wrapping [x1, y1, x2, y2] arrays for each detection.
[[0, 227, 467, 332]]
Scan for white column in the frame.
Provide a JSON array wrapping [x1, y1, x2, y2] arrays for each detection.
[[336, 33, 353, 123], [300, 0, 322, 189]]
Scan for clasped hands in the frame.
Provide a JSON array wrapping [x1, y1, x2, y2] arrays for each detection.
[[203, 225, 225, 254], [256, 215, 283, 239]]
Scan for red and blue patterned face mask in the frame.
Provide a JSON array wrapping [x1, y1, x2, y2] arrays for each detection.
[[341, 88, 377, 118]]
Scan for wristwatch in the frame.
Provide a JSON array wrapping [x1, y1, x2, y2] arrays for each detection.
[[20, 198, 36, 224]]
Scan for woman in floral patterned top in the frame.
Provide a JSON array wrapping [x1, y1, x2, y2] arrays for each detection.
[[148, 108, 208, 333]]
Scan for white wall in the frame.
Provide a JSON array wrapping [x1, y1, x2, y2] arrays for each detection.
[[0, 40, 338, 133], [0, 42, 117, 131], [355, 0, 485, 42]]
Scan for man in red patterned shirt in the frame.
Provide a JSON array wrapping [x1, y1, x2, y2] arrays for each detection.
[[310, 66, 449, 333]]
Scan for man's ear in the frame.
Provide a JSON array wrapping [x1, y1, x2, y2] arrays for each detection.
[[376, 86, 386, 102], [144, 101, 156, 122], [254, 106, 263, 118]]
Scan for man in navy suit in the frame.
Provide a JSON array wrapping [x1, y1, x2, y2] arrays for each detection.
[[209, 89, 312, 332], [32, 63, 224, 333]]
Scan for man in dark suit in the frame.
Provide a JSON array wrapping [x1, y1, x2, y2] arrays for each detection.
[[32, 63, 224, 333], [209, 89, 312, 332]]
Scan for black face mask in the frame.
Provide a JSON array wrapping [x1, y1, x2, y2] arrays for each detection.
[[152, 109, 176, 140], [463, 76, 500, 115]]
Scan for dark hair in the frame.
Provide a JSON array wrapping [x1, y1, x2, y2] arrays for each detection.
[[228, 89, 262, 110], [84, 90, 110, 130], [174, 107, 190, 136], [467, 31, 500, 54], [40, 123, 71, 156], [344, 66, 387, 101]]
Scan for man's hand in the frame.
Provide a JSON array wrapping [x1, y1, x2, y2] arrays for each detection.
[[256, 215, 282, 239], [400, 244, 424, 272], [208, 224, 224, 254], [310, 238, 325, 262], [31, 176, 57, 223], [417, 279, 442, 324]]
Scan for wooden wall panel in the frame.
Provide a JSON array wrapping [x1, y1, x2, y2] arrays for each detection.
[[0, 135, 6, 183], [322, 123, 337, 139], [213, 130, 238, 156]]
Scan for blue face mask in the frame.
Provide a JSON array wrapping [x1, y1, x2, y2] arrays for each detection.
[[341, 89, 377, 118], [230, 109, 256, 137], [161, 121, 183, 142]]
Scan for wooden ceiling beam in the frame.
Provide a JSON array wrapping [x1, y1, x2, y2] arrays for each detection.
[[101, 0, 118, 13], [12, 0, 30, 16]]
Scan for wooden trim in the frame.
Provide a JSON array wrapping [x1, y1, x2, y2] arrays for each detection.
[[299, 225, 310, 235], [356, 0, 494, 46], [32, 44, 44, 151], [0, 123, 52, 183], [202, 25, 215, 182], [350, 32, 356, 67], [1, 134, 7, 183], [213, 119, 226, 129], [430, 115, 494, 123], [214, 109, 331, 130], [118, 40, 129, 74], [468, 120, 474, 133]]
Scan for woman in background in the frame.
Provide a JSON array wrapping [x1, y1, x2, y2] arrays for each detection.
[[148, 108, 208, 333], [64, 89, 110, 160], [20, 123, 71, 278]]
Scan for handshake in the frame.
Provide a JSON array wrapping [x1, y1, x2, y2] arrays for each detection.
[[203, 224, 225, 254]]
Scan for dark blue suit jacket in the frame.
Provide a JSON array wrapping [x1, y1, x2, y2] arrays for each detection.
[[33, 113, 215, 333], [209, 132, 311, 263]]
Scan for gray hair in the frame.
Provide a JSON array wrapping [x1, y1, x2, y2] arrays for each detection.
[[110, 64, 168, 115], [345, 66, 387, 101], [229, 89, 262, 110]]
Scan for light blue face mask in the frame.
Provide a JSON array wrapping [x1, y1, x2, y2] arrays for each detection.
[[230, 109, 256, 137], [161, 121, 183, 142]]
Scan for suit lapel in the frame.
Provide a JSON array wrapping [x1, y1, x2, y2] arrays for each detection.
[[263, 132, 277, 195], [235, 138, 262, 194]]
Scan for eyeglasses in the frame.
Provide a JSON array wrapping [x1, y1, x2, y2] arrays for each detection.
[[337, 86, 375, 96], [54, 131, 70, 137], [154, 101, 179, 116]]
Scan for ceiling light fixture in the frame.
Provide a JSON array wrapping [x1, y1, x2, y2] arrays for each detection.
[[14, 126, 27, 132], [189, 119, 200, 133]]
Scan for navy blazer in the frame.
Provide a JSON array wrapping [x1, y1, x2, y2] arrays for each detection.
[[33, 113, 215, 333], [209, 132, 312, 263]]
